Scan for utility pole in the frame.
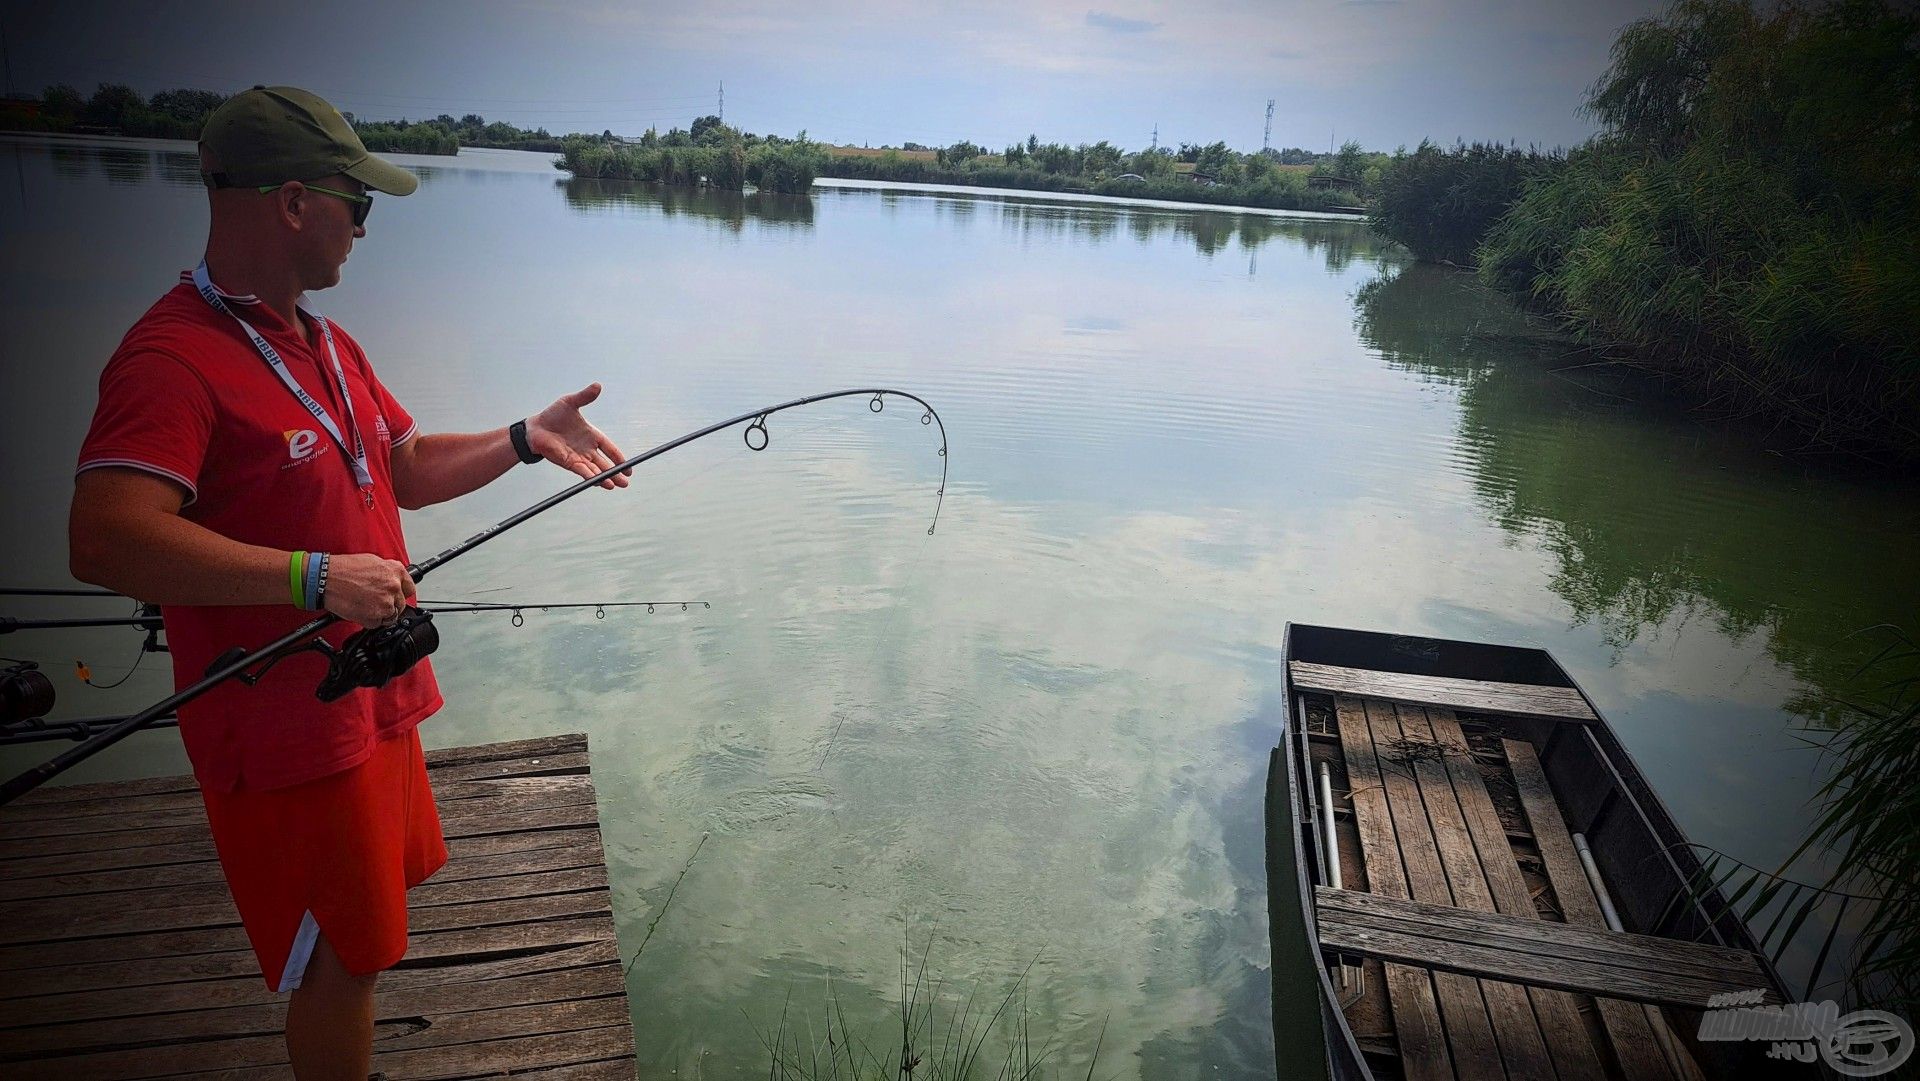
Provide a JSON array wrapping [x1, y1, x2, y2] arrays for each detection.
[[1262, 99, 1274, 156]]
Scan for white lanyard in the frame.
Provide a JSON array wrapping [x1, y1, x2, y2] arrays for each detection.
[[190, 263, 375, 503]]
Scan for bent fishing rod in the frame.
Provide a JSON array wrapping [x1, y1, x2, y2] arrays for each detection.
[[0, 388, 946, 805]]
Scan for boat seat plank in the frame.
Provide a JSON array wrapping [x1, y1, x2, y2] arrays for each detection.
[[1331, 696, 1455, 1081], [1504, 738, 1691, 1080], [1313, 886, 1779, 1010], [1293, 662, 1599, 722]]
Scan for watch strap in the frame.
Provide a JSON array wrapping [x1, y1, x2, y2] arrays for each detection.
[[509, 419, 541, 465]]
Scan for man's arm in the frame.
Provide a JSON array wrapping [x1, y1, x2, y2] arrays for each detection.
[[388, 383, 631, 510], [70, 469, 415, 627]]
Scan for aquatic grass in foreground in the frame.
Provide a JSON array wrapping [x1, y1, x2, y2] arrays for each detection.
[[751, 942, 1108, 1081], [1665, 627, 1920, 1011]]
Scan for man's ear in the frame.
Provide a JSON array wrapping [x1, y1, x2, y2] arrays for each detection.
[[274, 182, 307, 232]]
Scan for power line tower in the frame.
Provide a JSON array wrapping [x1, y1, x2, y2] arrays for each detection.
[[1262, 99, 1274, 155], [718, 81, 724, 123], [1150, 123, 1158, 152]]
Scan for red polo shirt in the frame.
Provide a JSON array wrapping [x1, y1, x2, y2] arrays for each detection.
[[76, 273, 442, 792]]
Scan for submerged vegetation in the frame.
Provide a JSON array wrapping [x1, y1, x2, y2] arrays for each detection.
[[754, 944, 1106, 1081], [1370, 0, 1920, 458]]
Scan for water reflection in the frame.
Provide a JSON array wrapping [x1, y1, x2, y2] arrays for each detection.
[[95, 148, 152, 185], [561, 176, 816, 231], [1353, 261, 1920, 726], [47, 143, 92, 180], [841, 184, 1395, 268]]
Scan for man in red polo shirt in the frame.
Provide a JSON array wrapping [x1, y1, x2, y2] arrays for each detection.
[[69, 86, 631, 1078]]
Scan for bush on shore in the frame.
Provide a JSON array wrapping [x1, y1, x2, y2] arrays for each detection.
[[1480, 0, 1920, 455], [557, 133, 825, 195], [1368, 0, 1920, 457], [1367, 141, 1560, 265]]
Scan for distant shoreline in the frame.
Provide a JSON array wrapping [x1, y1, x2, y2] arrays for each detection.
[[811, 177, 1368, 220], [3, 132, 1371, 222]]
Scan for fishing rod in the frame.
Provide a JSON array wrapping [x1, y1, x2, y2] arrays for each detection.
[[0, 614, 164, 634], [2, 712, 179, 745], [0, 599, 708, 733], [0, 587, 121, 598], [417, 600, 712, 627], [0, 388, 946, 805], [0, 600, 708, 634]]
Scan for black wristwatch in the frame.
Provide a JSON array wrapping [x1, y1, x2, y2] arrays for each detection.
[[508, 419, 541, 465]]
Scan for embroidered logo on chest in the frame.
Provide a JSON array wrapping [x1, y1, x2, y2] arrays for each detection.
[[283, 429, 329, 469]]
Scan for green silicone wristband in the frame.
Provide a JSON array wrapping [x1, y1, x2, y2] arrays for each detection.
[[290, 551, 307, 609]]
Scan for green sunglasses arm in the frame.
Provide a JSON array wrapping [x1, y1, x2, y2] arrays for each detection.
[[256, 183, 372, 206]]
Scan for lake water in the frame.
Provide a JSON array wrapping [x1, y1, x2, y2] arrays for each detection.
[[3, 137, 1916, 1077]]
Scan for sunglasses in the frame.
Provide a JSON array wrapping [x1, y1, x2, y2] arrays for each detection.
[[258, 182, 374, 227]]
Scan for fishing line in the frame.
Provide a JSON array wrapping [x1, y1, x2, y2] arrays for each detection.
[[624, 831, 709, 978], [0, 388, 948, 805]]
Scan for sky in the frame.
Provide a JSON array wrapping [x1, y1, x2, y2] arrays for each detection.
[[4, 0, 1665, 153]]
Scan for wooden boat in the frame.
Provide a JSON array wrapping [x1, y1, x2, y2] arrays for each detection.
[[1267, 624, 1801, 1080]]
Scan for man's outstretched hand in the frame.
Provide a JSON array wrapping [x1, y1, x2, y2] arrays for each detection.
[[526, 383, 631, 490]]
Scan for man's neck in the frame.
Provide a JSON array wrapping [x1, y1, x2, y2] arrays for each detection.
[[201, 243, 308, 341]]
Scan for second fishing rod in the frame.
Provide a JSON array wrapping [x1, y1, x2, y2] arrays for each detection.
[[0, 388, 947, 805]]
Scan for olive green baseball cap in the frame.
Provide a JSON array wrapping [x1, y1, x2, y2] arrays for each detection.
[[200, 85, 418, 196]]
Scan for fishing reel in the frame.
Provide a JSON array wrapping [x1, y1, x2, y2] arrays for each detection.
[[2, 661, 56, 725], [315, 608, 440, 702], [208, 608, 440, 703]]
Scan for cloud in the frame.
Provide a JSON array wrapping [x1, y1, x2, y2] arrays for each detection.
[[1085, 10, 1160, 33]]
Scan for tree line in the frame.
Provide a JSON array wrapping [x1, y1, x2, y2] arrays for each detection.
[[2, 85, 1399, 212], [0, 84, 566, 157], [815, 136, 1388, 213], [1366, 0, 1918, 461]]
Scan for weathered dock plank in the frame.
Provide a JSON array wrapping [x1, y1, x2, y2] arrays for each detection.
[[0, 733, 637, 1079]]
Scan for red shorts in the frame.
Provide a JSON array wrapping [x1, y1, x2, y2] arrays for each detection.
[[200, 727, 447, 991]]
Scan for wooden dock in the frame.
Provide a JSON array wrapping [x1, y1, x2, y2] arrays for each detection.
[[0, 733, 638, 1078]]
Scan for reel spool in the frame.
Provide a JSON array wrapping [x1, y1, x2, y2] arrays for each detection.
[[2, 662, 56, 725]]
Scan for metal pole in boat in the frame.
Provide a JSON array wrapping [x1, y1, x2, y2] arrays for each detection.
[[1574, 832, 1707, 1081], [1317, 761, 1342, 891], [1572, 831, 1623, 931]]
